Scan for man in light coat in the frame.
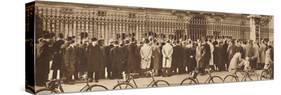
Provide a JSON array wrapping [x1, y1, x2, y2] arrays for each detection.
[[140, 39, 153, 74], [162, 40, 173, 77]]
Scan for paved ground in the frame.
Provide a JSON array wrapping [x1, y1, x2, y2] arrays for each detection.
[[35, 70, 266, 94]]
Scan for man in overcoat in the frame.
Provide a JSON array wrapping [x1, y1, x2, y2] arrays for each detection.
[[126, 38, 139, 74], [162, 40, 173, 76], [110, 41, 123, 79], [87, 38, 102, 82], [172, 40, 184, 74], [51, 33, 64, 79], [62, 39, 76, 84], [104, 40, 114, 79], [140, 39, 153, 75]]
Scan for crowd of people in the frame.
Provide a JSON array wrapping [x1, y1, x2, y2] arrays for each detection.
[[35, 32, 274, 86]]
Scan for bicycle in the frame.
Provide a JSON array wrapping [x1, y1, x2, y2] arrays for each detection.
[[79, 77, 108, 92], [113, 71, 170, 90], [36, 77, 108, 94], [180, 68, 224, 85], [260, 64, 273, 80], [35, 79, 64, 95], [223, 69, 259, 82]]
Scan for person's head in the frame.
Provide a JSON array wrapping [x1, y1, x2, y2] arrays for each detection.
[[231, 40, 235, 45], [131, 38, 136, 44], [245, 57, 250, 61], [70, 40, 75, 45], [113, 40, 119, 46], [139, 41, 144, 46], [125, 40, 130, 45], [166, 40, 171, 44], [91, 37, 98, 45], [219, 41, 224, 46], [98, 39, 104, 46], [236, 41, 241, 46], [248, 40, 253, 45], [213, 41, 218, 46], [109, 39, 114, 45], [175, 40, 180, 46], [144, 38, 150, 44], [119, 40, 124, 46], [153, 39, 158, 44], [66, 36, 72, 42], [58, 33, 64, 39], [81, 38, 88, 44]]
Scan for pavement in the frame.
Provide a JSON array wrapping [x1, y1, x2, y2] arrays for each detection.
[[35, 70, 265, 93]]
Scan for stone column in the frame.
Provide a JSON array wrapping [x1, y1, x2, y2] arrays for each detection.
[[249, 15, 257, 41]]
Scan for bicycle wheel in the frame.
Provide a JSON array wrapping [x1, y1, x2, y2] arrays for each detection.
[[80, 85, 89, 92], [208, 76, 224, 83], [180, 78, 197, 85], [113, 83, 134, 90], [152, 80, 170, 87], [223, 75, 239, 82], [87, 84, 108, 91], [36, 88, 58, 95], [260, 70, 271, 80]]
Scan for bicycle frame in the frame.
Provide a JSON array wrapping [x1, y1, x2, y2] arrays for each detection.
[[191, 69, 216, 84], [234, 71, 254, 81], [121, 71, 158, 88], [80, 78, 91, 92], [47, 79, 64, 93]]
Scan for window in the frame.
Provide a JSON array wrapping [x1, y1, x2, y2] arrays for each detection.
[[97, 11, 106, 16], [129, 13, 136, 18]]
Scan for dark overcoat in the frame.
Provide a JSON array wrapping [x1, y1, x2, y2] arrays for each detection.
[[127, 43, 139, 73], [51, 40, 64, 70], [213, 46, 224, 68], [185, 46, 196, 71], [87, 44, 103, 72], [63, 45, 76, 75], [36, 42, 53, 85], [172, 45, 184, 70], [198, 43, 211, 69]]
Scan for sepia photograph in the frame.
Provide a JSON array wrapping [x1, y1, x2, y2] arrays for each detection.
[[25, 1, 274, 95]]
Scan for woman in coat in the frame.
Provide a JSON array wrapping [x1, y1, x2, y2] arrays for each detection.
[[151, 40, 161, 76], [197, 40, 211, 74], [213, 41, 225, 71]]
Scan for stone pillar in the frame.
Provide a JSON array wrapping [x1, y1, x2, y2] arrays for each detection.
[[249, 15, 257, 41]]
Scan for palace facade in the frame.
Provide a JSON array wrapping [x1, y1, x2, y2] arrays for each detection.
[[32, 1, 273, 44]]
